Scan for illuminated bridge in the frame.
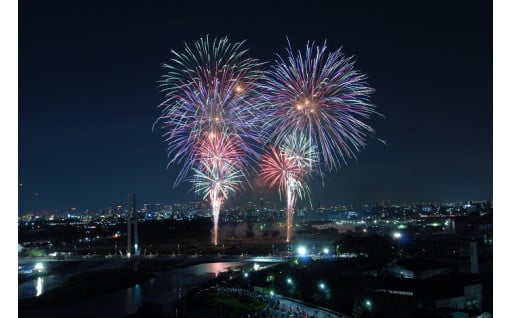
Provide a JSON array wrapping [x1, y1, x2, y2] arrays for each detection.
[[18, 254, 287, 267]]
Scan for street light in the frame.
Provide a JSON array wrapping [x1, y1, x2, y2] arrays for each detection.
[[244, 272, 251, 290], [393, 232, 402, 257], [318, 282, 326, 290], [34, 262, 44, 273], [297, 246, 307, 256], [286, 277, 293, 285]]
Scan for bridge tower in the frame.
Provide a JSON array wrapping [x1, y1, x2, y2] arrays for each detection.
[[126, 193, 139, 257]]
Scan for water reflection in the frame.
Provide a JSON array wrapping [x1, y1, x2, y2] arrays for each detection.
[[20, 261, 253, 318], [209, 262, 229, 276], [172, 287, 182, 299], [125, 283, 143, 314], [133, 284, 142, 308], [36, 277, 43, 297]]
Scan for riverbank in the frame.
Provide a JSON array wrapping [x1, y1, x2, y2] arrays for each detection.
[[19, 260, 254, 318]]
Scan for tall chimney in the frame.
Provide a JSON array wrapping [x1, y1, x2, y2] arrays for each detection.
[[132, 194, 139, 256], [126, 195, 132, 257]]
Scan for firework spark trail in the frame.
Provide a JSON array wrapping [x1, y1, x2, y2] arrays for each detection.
[[260, 144, 311, 242], [191, 133, 244, 245], [157, 36, 263, 245], [285, 177, 298, 243], [259, 40, 378, 242], [191, 151, 243, 246]]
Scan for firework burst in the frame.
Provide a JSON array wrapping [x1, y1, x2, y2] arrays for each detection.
[[156, 36, 263, 245], [191, 132, 246, 198], [190, 133, 246, 245], [281, 132, 318, 173], [157, 36, 264, 184], [260, 144, 312, 242], [260, 40, 378, 172]]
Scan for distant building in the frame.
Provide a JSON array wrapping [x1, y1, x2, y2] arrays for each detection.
[[435, 283, 482, 312], [367, 273, 484, 315], [388, 258, 453, 279], [443, 217, 471, 234], [311, 222, 355, 233], [470, 242, 479, 274], [421, 206, 433, 213]]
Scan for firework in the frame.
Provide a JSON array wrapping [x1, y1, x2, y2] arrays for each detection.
[[281, 132, 318, 173], [260, 40, 378, 172], [191, 133, 245, 245], [157, 36, 263, 245], [157, 36, 263, 184], [259, 40, 378, 242], [260, 144, 311, 242]]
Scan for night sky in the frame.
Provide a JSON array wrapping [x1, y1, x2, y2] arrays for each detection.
[[18, 0, 492, 213]]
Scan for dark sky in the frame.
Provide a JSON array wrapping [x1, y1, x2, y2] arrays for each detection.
[[18, 0, 492, 213]]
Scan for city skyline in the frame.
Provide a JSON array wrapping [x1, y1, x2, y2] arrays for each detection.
[[19, 1, 492, 213], [19, 196, 491, 218]]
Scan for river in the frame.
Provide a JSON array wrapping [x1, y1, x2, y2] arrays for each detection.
[[19, 261, 251, 318]]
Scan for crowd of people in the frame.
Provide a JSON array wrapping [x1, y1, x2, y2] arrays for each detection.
[[215, 287, 339, 318]]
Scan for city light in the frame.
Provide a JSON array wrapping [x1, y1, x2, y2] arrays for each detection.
[[17, 2, 494, 316], [34, 262, 44, 273], [365, 299, 372, 310]]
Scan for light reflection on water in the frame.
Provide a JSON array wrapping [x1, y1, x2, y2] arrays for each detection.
[[36, 277, 43, 297], [19, 261, 251, 318], [125, 282, 143, 314], [19, 273, 75, 300], [133, 284, 142, 309]]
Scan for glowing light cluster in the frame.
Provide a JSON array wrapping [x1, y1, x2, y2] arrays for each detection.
[[157, 36, 263, 245], [258, 40, 378, 241], [260, 134, 316, 242], [260, 40, 379, 172], [157, 37, 378, 245]]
